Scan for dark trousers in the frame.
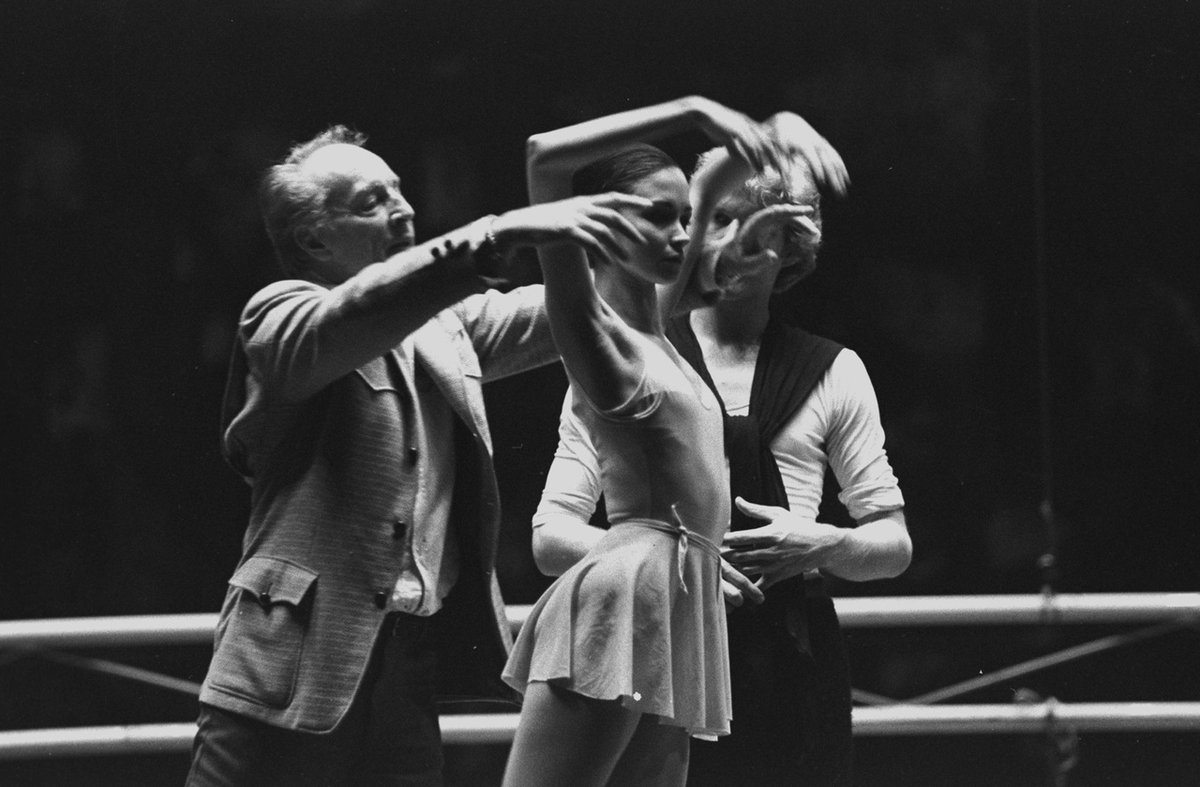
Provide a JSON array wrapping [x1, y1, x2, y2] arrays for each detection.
[[688, 590, 854, 786], [186, 612, 443, 787]]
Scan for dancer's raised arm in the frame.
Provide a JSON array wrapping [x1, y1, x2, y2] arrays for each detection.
[[525, 96, 779, 204], [526, 97, 778, 411]]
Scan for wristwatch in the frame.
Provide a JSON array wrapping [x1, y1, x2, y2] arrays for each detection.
[[471, 215, 507, 278]]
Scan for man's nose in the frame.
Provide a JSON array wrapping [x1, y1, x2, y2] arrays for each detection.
[[388, 202, 414, 228]]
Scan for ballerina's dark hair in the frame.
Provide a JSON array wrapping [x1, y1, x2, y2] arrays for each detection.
[[571, 142, 680, 197]]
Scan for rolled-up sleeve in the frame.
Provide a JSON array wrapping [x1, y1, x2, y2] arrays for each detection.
[[825, 351, 905, 521], [533, 392, 601, 528]]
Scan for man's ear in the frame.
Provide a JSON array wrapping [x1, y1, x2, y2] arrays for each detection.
[[295, 226, 333, 263]]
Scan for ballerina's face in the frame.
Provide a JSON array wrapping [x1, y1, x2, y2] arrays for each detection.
[[610, 166, 691, 285]]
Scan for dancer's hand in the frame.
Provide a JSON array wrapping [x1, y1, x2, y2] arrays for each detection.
[[736, 203, 820, 259], [720, 557, 764, 609], [722, 497, 847, 591], [709, 205, 820, 296], [764, 111, 849, 196], [690, 97, 784, 174]]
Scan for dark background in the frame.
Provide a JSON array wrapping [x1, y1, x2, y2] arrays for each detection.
[[3, 0, 1199, 784]]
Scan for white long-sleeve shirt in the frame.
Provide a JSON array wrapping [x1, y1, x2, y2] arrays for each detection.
[[535, 348, 903, 531]]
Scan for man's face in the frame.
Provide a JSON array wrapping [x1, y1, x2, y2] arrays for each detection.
[[707, 191, 785, 301], [300, 144, 415, 283], [708, 191, 758, 243]]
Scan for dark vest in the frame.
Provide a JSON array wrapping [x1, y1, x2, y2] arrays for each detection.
[[667, 314, 842, 652]]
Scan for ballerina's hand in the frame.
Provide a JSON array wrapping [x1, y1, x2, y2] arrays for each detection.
[[764, 111, 850, 197], [691, 97, 784, 174], [495, 192, 651, 265]]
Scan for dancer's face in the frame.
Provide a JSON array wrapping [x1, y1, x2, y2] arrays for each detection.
[[708, 191, 784, 301], [609, 167, 691, 285]]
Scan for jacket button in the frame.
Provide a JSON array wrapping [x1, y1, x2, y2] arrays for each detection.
[[374, 591, 388, 609], [392, 520, 407, 540], [407, 446, 418, 465]]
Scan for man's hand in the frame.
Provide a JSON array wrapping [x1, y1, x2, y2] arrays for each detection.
[[493, 193, 650, 265], [721, 557, 764, 610], [711, 204, 821, 292], [736, 203, 820, 259], [721, 496, 846, 591]]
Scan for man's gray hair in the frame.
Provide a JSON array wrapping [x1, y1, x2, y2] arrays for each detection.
[[259, 125, 367, 277]]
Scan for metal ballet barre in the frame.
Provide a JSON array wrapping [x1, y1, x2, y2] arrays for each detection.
[[2, 593, 1198, 759]]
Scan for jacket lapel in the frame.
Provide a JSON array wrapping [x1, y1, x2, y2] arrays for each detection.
[[411, 313, 490, 449]]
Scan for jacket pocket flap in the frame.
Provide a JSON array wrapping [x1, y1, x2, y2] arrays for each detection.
[[355, 359, 399, 393], [229, 556, 317, 605]]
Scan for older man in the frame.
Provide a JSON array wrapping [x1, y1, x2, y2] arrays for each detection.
[[186, 125, 641, 786]]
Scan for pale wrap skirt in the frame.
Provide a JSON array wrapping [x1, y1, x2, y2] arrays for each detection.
[[502, 518, 731, 739]]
